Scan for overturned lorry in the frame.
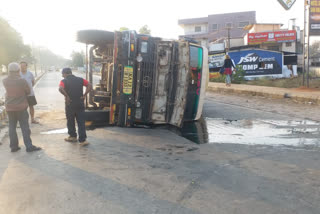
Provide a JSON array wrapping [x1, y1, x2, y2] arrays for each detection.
[[77, 30, 208, 128]]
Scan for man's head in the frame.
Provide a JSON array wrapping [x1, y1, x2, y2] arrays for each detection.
[[20, 61, 28, 73], [61, 67, 72, 78], [8, 62, 21, 75]]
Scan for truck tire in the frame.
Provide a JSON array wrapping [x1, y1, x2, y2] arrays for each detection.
[[77, 30, 114, 45]]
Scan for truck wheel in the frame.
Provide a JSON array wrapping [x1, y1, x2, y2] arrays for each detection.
[[77, 30, 114, 45]]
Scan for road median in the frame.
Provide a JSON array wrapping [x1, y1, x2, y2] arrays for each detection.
[[208, 82, 320, 105]]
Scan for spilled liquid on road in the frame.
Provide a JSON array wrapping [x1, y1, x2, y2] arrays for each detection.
[[179, 118, 320, 146], [40, 118, 320, 148], [41, 128, 68, 134]]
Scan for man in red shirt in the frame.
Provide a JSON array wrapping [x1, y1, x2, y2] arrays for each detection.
[[2, 62, 41, 152], [59, 68, 92, 146]]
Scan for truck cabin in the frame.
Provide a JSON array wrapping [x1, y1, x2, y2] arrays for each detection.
[[77, 30, 208, 128]]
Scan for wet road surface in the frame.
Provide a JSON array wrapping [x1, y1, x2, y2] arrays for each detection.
[[0, 72, 320, 214], [180, 99, 320, 146]]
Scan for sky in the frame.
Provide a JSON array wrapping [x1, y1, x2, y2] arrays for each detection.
[[0, 0, 306, 59]]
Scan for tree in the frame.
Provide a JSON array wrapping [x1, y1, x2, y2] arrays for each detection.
[[310, 41, 320, 57], [119, 27, 129, 32], [34, 46, 70, 68], [139, 25, 151, 35], [71, 51, 85, 67], [0, 16, 32, 66]]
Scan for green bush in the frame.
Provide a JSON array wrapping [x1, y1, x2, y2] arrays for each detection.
[[209, 65, 320, 88], [232, 65, 246, 84], [210, 73, 225, 83], [210, 65, 246, 84]]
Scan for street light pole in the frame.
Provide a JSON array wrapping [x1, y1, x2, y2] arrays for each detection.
[[303, 0, 307, 86], [37, 47, 41, 78], [32, 42, 37, 77]]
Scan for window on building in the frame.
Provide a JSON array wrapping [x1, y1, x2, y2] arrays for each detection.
[[195, 26, 201, 32], [285, 42, 292, 47], [225, 23, 233, 28], [267, 46, 279, 51], [212, 24, 218, 31], [239, 21, 250, 28]]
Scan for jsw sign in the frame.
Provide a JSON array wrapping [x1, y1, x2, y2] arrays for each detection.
[[229, 50, 283, 76], [239, 54, 275, 71], [238, 55, 259, 63]]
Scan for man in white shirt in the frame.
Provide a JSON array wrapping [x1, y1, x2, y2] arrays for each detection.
[[20, 62, 38, 124]]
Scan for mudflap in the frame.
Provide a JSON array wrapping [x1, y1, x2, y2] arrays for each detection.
[[85, 110, 110, 127]]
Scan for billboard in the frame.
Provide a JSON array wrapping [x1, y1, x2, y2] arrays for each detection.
[[310, 0, 320, 35], [248, 30, 296, 44], [209, 53, 225, 70], [228, 49, 283, 76], [208, 53, 225, 79], [209, 43, 225, 52]]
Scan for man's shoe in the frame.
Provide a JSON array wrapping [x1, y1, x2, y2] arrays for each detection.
[[26, 146, 42, 152], [79, 141, 89, 147], [31, 120, 39, 124], [64, 136, 77, 142], [11, 147, 21, 152]]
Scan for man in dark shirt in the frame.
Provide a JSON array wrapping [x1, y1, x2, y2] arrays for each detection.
[[59, 68, 92, 146], [2, 62, 41, 152]]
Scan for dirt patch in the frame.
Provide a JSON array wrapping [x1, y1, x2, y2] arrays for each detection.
[[293, 87, 320, 92], [38, 110, 65, 123], [211, 76, 320, 89]]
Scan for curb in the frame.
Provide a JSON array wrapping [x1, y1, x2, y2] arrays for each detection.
[[207, 85, 320, 105]]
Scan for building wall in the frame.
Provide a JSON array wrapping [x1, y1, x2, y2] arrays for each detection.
[[209, 43, 225, 52], [258, 41, 296, 53], [199, 39, 209, 47], [179, 11, 256, 43], [281, 42, 296, 53], [183, 24, 208, 35], [249, 24, 282, 33], [208, 11, 256, 34], [230, 38, 245, 47]]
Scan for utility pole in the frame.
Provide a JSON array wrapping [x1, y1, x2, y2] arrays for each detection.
[[307, 23, 310, 88], [85, 44, 89, 107], [307, 0, 310, 87], [226, 27, 231, 52]]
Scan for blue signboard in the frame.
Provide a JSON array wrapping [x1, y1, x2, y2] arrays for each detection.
[[229, 49, 283, 76]]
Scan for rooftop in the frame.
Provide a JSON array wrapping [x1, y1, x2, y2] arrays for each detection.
[[178, 11, 256, 25]]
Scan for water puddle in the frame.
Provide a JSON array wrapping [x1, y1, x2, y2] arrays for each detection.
[[40, 119, 320, 148], [179, 118, 320, 147], [41, 128, 68, 134], [40, 122, 108, 135]]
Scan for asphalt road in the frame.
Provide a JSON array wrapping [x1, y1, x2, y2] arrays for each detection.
[[0, 72, 320, 214]]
